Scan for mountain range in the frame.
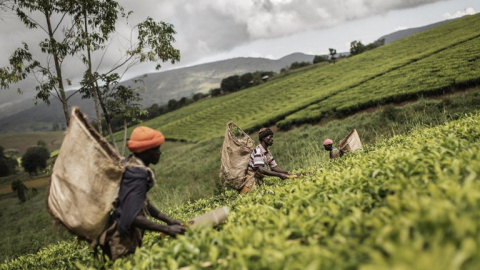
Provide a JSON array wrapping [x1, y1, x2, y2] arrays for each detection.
[[0, 18, 457, 134]]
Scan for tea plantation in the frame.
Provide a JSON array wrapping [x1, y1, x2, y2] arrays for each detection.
[[118, 13, 480, 142], [3, 111, 480, 269], [2, 12, 480, 270]]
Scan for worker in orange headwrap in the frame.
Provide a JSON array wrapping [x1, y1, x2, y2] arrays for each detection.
[[100, 126, 186, 260]]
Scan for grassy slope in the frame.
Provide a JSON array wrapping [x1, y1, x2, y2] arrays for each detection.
[[1, 87, 478, 265], [115, 13, 480, 143], [3, 97, 480, 270], [0, 186, 74, 261], [127, 110, 480, 270], [0, 89, 479, 264]]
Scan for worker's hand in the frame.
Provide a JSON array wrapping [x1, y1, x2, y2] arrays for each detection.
[[165, 224, 187, 237], [167, 217, 183, 226], [279, 173, 288, 180]]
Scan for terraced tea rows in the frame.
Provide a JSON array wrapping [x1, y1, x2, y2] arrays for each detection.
[[126, 14, 480, 142], [278, 34, 480, 127]]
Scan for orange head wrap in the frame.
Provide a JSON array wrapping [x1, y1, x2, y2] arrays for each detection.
[[127, 126, 165, 153]]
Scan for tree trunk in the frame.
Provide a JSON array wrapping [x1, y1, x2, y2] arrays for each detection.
[[45, 11, 69, 125], [83, 8, 103, 135], [96, 87, 118, 152], [122, 118, 127, 156]]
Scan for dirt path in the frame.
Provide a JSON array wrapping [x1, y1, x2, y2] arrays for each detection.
[[0, 177, 50, 195]]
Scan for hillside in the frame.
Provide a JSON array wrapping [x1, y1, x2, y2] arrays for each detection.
[[4, 105, 480, 270], [0, 53, 314, 134], [115, 13, 480, 143], [378, 18, 457, 44]]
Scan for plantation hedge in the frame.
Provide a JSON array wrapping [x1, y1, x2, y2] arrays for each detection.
[[4, 111, 480, 269]]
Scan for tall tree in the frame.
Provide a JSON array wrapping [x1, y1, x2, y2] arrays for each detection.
[[0, 0, 80, 125], [221, 75, 241, 93], [313, 55, 328, 64], [329, 48, 337, 64], [350, 40, 366, 56], [1, 0, 181, 152], [21, 146, 50, 175], [74, 5, 180, 149], [0, 146, 11, 177], [70, 0, 125, 134]]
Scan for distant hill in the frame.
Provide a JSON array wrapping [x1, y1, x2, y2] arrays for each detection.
[[0, 53, 314, 133], [118, 53, 315, 107], [379, 18, 458, 44]]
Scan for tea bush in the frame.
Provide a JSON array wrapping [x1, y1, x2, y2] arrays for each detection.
[[4, 111, 480, 269]]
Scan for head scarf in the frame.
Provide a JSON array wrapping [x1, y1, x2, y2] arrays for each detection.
[[258, 127, 274, 141], [127, 126, 165, 153], [323, 139, 333, 146]]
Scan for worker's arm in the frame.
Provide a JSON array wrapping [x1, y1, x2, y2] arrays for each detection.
[[147, 201, 183, 225], [256, 166, 288, 179], [271, 166, 291, 175], [133, 215, 186, 237]]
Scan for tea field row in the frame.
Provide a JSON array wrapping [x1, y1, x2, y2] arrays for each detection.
[[4, 111, 480, 269]]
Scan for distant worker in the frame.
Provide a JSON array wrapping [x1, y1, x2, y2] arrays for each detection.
[[323, 139, 344, 159], [100, 126, 186, 260], [240, 127, 296, 194]]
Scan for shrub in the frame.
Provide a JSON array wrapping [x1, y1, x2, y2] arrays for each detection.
[[21, 146, 50, 175]]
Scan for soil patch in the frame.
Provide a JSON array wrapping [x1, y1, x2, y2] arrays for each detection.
[[0, 177, 50, 195]]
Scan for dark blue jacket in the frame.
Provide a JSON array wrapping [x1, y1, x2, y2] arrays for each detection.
[[115, 157, 154, 235]]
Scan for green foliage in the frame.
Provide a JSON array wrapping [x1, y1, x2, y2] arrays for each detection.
[[11, 179, 28, 202], [219, 71, 274, 94], [313, 55, 328, 64], [21, 146, 50, 175], [221, 75, 240, 92], [36, 140, 48, 150], [0, 185, 76, 263], [0, 0, 86, 123], [5, 110, 480, 269], [329, 48, 337, 63], [100, 112, 480, 269], [350, 38, 384, 56], [350, 40, 366, 55], [0, 146, 17, 177], [289, 61, 312, 70]]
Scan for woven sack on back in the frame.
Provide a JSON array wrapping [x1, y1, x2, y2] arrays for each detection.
[[219, 122, 255, 190], [47, 107, 124, 242], [339, 129, 363, 153]]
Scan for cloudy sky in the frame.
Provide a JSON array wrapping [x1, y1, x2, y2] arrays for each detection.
[[0, 0, 478, 108]]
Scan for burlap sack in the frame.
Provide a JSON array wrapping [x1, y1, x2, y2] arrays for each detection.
[[47, 107, 124, 242], [219, 122, 255, 190], [339, 129, 363, 153]]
